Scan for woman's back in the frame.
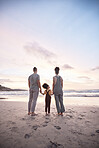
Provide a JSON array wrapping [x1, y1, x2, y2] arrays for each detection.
[[53, 75, 63, 95]]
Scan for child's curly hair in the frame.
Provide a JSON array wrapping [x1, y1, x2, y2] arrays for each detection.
[[42, 83, 49, 89]]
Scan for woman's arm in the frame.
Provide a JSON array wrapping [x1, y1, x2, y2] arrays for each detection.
[[61, 77, 63, 88], [49, 90, 53, 96]]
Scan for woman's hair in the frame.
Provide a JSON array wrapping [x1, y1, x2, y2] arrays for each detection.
[[55, 67, 60, 74], [42, 83, 49, 89]]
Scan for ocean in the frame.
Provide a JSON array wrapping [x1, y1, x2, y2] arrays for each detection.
[[0, 90, 99, 106]]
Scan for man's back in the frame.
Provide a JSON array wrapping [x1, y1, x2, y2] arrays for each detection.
[[28, 73, 40, 91]]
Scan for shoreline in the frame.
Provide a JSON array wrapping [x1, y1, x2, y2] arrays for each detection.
[[0, 95, 99, 107], [0, 101, 99, 148]]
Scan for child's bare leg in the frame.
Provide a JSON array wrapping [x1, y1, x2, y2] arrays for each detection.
[[45, 112, 48, 115], [48, 113, 50, 116]]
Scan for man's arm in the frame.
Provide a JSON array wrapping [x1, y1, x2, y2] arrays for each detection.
[[41, 90, 47, 95], [28, 79, 30, 88], [37, 80, 42, 92]]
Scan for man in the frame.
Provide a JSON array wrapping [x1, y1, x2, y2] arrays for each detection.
[[28, 67, 41, 116], [52, 67, 65, 116]]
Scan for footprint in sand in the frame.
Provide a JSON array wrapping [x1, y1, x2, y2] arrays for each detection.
[[21, 118, 25, 120], [42, 119, 50, 127], [31, 116, 36, 120], [42, 121, 49, 127], [71, 130, 83, 135], [42, 123, 48, 127], [11, 122, 16, 124], [91, 134, 95, 136], [32, 125, 39, 130], [8, 121, 16, 125], [45, 120, 49, 124], [24, 133, 31, 139], [78, 117, 83, 120], [10, 126, 18, 132], [66, 115, 73, 119], [45, 116, 50, 120], [54, 126, 61, 130], [67, 109, 74, 114], [90, 110, 97, 113], [47, 141, 64, 148], [85, 121, 90, 124], [96, 130, 99, 133], [80, 114, 85, 117]]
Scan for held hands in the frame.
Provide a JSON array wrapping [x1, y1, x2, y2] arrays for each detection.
[[40, 88, 42, 94], [51, 90, 54, 95], [40, 89, 44, 95], [40, 88, 53, 95]]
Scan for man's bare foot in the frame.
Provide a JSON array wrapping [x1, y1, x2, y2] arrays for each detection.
[[28, 112, 31, 115], [57, 113, 61, 116]]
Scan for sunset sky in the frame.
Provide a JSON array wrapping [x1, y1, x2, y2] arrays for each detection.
[[0, 0, 99, 90]]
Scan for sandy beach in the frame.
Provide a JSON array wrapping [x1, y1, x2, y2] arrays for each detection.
[[1, 0, 99, 147], [0, 100, 99, 148]]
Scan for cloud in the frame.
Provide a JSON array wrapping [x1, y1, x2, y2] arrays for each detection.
[[24, 42, 55, 59], [78, 76, 90, 80], [0, 79, 12, 84], [91, 66, 99, 71], [78, 76, 93, 83], [62, 64, 74, 70]]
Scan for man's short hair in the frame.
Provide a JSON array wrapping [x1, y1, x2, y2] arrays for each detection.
[[55, 67, 60, 74], [33, 67, 37, 72]]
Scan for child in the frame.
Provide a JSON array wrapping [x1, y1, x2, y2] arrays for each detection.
[[41, 83, 52, 115]]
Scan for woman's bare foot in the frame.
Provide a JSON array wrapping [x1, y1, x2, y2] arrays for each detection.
[[31, 112, 37, 116], [61, 113, 63, 116]]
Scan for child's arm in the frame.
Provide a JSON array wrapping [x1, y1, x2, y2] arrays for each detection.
[[40, 92, 44, 95], [40, 90, 46, 95]]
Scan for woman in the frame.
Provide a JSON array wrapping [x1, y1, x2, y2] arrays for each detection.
[[52, 67, 65, 116]]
